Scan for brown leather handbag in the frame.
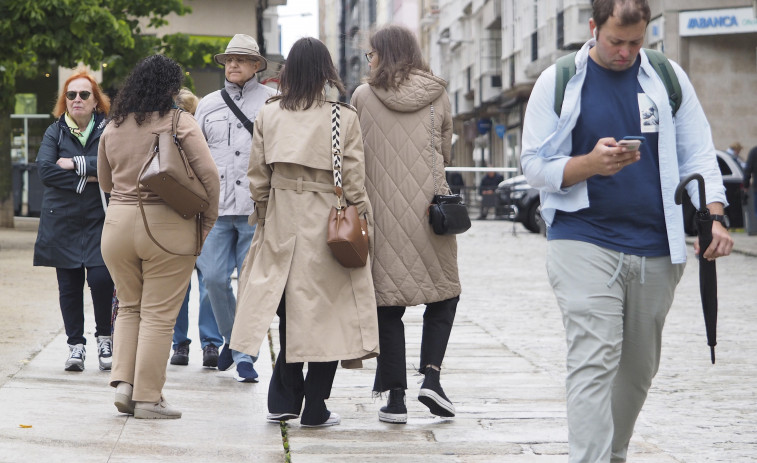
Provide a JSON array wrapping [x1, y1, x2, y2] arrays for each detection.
[[326, 103, 369, 268], [137, 109, 209, 256]]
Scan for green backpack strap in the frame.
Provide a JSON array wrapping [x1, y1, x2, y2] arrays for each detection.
[[644, 48, 682, 116], [553, 48, 681, 117], [554, 52, 577, 117]]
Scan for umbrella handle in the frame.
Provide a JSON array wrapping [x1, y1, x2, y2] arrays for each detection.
[[675, 173, 707, 213]]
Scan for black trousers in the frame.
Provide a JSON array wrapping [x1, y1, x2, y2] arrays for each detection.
[[373, 296, 458, 393], [268, 296, 338, 425], [56, 265, 114, 345]]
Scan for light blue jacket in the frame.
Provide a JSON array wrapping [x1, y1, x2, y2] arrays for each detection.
[[521, 39, 726, 264], [194, 78, 277, 216]]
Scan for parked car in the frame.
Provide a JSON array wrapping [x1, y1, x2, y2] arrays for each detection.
[[681, 149, 744, 235], [496, 175, 542, 233], [497, 149, 742, 236]]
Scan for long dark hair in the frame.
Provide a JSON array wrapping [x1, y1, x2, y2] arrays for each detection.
[[110, 54, 184, 127], [278, 37, 344, 111], [367, 25, 430, 91]]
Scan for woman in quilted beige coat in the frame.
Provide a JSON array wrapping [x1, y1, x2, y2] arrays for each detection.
[[230, 38, 379, 428], [351, 24, 461, 424]]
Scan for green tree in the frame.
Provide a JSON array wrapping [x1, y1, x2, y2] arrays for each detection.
[[0, 0, 225, 227]]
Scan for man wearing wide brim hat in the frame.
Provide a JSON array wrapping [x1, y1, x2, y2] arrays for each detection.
[[213, 33, 268, 72], [191, 33, 277, 384]]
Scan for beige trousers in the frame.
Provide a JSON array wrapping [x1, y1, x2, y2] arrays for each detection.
[[547, 240, 685, 463], [101, 203, 197, 402]]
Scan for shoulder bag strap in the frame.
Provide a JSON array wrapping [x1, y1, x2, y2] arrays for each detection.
[[221, 89, 255, 136], [136, 128, 201, 257], [330, 103, 345, 207], [430, 103, 439, 197]]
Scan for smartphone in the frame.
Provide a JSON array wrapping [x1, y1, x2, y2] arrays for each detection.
[[618, 135, 645, 151]]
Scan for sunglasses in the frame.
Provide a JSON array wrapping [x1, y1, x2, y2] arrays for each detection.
[[65, 91, 92, 101], [364, 51, 375, 63], [225, 56, 254, 65]]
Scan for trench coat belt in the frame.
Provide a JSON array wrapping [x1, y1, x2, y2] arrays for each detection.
[[270, 172, 335, 194]]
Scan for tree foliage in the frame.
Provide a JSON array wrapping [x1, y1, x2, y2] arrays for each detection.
[[0, 0, 227, 226]]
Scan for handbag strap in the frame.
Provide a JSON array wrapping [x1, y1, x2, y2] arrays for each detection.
[[221, 89, 255, 136], [330, 103, 344, 207], [135, 110, 202, 257], [430, 103, 439, 197]]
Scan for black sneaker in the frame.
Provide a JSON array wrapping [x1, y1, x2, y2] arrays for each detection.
[[170, 340, 190, 366], [202, 344, 219, 368], [378, 388, 407, 424], [417, 367, 455, 417]]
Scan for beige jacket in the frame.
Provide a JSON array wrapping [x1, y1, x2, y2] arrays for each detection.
[[351, 70, 461, 307], [98, 109, 220, 235], [230, 99, 379, 366]]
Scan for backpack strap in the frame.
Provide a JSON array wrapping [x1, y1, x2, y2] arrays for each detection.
[[553, 49, 681, 117], [554, 52, 577, 117], [644, 48, 682, 116]]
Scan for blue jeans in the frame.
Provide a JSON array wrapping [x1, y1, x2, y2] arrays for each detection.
[[172, 269, 223, 350], [195, 215, 256, 365]]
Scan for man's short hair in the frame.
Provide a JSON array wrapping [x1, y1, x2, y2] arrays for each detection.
[[592, 0, 651, 30]]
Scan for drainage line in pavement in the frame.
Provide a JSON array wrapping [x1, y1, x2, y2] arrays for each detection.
[[267, 329, 292, 463]]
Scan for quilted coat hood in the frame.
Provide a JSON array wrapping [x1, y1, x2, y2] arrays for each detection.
[[369, 70, 447, 113]]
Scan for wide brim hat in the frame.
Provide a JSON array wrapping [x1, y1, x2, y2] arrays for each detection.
[[214, 33, 268, 72]]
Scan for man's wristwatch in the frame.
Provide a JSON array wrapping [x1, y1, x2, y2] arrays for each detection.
[[710, 214, 729, 228]]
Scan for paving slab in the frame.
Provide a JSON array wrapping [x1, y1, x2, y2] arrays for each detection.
[[1, 219, 756, 462]]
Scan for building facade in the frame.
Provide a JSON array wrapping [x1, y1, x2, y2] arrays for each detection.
[[322, 0, 757, 176]]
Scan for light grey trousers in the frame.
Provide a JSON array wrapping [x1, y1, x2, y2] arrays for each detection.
[[546, 240, 685, 463]]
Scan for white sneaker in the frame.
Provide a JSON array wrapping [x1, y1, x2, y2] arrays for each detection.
[[114, 382, 135, 415], [97, 336, 113, 371], [65, 344, 85, 371], [134, 395, 182, 419]]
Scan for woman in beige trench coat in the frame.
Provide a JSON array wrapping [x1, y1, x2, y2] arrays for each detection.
[[351, 25, 462, 425], [230, 37, 379, 428]]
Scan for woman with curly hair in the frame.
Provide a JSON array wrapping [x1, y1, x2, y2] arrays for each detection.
[[98, 54, 220, 419], [34, 69, 114, 372]]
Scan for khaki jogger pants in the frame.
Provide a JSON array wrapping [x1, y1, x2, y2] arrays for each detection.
[[547, 239, 685, 463], [101, 203, 197, 403]]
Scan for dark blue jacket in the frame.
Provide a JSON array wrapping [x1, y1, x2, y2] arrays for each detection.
[[33, 113, 109, 268]]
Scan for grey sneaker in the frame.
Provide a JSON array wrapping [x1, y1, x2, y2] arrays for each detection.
[[65, 344, 85, 371], [97, 336, 113, 371]]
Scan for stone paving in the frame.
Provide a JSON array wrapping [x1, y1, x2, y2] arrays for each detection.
[[0, 219, 755, 462]]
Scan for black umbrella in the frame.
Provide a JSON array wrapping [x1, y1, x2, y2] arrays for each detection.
[[675, 173, 718, 364]]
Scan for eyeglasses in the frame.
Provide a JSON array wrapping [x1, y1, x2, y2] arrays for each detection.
[[225, 56, 254, 65], [364, 51, 375, 63], [65, 91, 91, 101]]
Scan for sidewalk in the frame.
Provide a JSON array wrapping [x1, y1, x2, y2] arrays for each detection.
[[1, 219, 756, 462]]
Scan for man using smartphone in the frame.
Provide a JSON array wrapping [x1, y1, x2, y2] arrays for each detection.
[[521, 0, 733, 461]]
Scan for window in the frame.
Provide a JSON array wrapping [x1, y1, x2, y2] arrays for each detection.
[[531, 32, 538, 61], [557, 11, 564, 49]]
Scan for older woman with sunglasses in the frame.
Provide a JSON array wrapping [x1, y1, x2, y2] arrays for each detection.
[[34, 69, 115, 373]]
